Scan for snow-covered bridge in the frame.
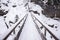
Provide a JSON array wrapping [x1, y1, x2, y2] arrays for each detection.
[[0, 0, 60, 40], [0, 13, 60, 40]]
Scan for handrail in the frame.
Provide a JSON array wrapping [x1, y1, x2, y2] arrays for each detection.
[[14, 14, 28, 40], [0, 14, 28, 40], [31, 14, 46, 40], [31, 14, 59, 40]]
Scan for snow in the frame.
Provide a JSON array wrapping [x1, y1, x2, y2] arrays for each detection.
[[7, 16, 26, 40], [19, 13, 42, 40], [0, 0, 60, 40], [0, 13, 27, 40], [0, 16, 7, 35], [0, 0, 28, 39], [31, 13, 60, 40], [29, 2, 60, 40], [29, 2, 43, 14]]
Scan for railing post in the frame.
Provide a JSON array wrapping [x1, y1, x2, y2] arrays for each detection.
[[13, 29, 15, 34], [5, 22, 9, 29], [44, 28, 46, 36]]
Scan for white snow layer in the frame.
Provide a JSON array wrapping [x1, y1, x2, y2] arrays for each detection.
[[0, 1, 60, 40]]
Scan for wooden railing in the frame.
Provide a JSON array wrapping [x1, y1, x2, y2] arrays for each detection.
[[14, 14, 28, 40], [0, 14, 28, 40], [31, 14, 46, 40], [31, 14, 59, 40]]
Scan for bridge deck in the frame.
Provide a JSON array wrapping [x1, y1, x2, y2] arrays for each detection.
[[19, 13, 42, 40]]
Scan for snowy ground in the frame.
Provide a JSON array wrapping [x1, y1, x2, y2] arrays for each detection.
[[0, 0, 60, 40]]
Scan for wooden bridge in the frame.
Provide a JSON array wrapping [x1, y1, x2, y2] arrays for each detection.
[[0, 13, 60, 40]]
